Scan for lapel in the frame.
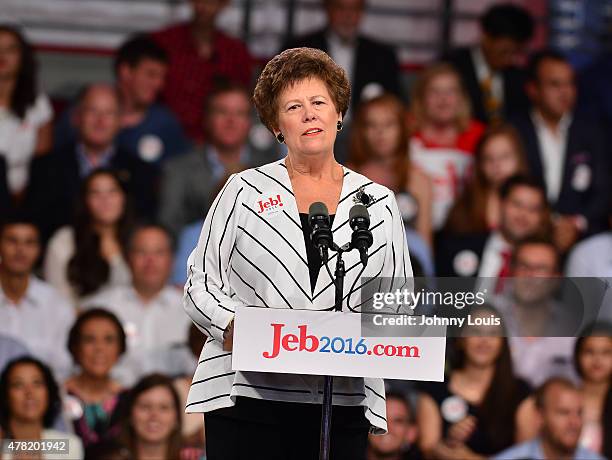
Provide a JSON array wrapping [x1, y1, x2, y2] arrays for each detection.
[[266, 159, 365, 304], [524, 115, 545, 183]]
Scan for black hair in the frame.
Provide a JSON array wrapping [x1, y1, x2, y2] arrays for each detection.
[[499, 174, 546, 202], [0, 25, 38, 119], [67, 168, 134, 297], [204, 76, 250, 114], [114, 34, 168, 76], [67, 308, 128, 364], [512, 235, 559, 272], [526, 49, 571, 83], [0, 357, 62, 432], [480, 3, 534, 43], [0, 210, 39, 239], [573, 322, 612, 379]]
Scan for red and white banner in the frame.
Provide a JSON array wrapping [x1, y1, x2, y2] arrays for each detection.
[[232, 306, 446, 381]]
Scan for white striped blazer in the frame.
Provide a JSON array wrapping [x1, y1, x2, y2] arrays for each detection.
[[183, 158, 413, 434]]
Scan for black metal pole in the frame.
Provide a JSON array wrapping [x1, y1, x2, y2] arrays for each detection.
[[319, 252, 346, 460]]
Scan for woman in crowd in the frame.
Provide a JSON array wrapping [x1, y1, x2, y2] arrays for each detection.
[[0, 357, 83, 459], [416, 306, 537, 459], [348, 93, 433, 247], [64, 308, 126, 447], [116, 373, 187, 460], [44, 169, 133, 302], [574, 323, 612, 458], [0, 25, 53, 199], [409, 63, 485, 231], [445, 124, 528, 234]]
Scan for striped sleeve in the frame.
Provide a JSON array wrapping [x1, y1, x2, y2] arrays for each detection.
[[184, 174, 245, 343], [382, 191, 414, 311]]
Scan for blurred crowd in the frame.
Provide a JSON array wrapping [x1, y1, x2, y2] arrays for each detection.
[[0, 0, 611, 459]]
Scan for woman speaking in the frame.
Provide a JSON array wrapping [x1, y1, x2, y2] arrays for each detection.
[[183, 48, 412, 459]]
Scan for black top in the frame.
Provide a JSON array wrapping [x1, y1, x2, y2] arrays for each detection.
[[299, 212, 335, 293]]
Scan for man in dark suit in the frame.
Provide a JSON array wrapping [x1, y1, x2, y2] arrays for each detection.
[[436, 176, 549, 286], [513, 50, 610, 250], [282, 0, 401, 109], [26, 84, 157, 242], [442, 3, 534, 123]]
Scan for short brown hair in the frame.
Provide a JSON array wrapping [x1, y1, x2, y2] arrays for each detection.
[[253, 47, 350, 133], [534, 376, 579, 410]]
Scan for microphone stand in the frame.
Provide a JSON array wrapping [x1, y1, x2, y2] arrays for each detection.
[[319, 241, 352, 460]]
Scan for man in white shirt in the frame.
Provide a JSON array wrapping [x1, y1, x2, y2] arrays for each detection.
[[0, 216, 74, 380], [514, 50, 610, 251], [494, 238, 578, 387], [83, 224, 191, 385]]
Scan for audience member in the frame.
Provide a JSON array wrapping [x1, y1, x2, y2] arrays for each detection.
[[573, 323, 612, 458], [367, 391, 422, 460], [26, 84, 157, 241], [158, 82, 273, 236], [0, 334, 28, 374], [152, 0, 253, 143], [82, 224, 191, 386], [0, 357, 84, 460], [54, 35, 190, 167], [442, 3, 533, 123], [349, 93, 433, 246], [513, 50, 610, 248], [435, 175, 549, 285], [565, 201, 612, 322], [445, 124, 528, 234], [64, 308, 126, 447], [172, 324, 207, 449], [43, 169, 133, 302], [283, 0, 401, 109], [409, 63, 485, 230], [493, 377, 604, 460], [0, 25, 53, 198], [171, 220, 203, 286], [0, 216, 74, 380], [115, 374, 187, 460], [417, 306, 537, 459], [496, 238, 578, 388]]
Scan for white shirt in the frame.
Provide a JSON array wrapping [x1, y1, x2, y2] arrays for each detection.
[[183, 159, 413, 434], [471, 46, 503, 105], [327, 31, 356, 88], [82, 285, 191, 386], [44, 227, 131, 303], [0, 276, 75, 380], [531, 110, 572, 203], [0, 93, 53, 193], [565, 232, 612, 322], [476, 231, 511, 296]]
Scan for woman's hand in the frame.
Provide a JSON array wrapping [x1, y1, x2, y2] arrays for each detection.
[[446, 415, 477, 445], [222, 319, 234, 351]]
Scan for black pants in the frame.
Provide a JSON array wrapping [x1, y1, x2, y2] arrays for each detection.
[[204, 397, 369, 460]]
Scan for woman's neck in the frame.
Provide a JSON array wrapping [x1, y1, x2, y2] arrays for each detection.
[[136, 440, 168, 460], [459, 362, 495, 387], [421, 121, 458, 145], [0, 77, 16, 108], [582, 380, 610, 401], [9, 419, 43, 440], [71, 372, 116, 402], [93, 222, 116, 238], [286, 152, 340, 180]]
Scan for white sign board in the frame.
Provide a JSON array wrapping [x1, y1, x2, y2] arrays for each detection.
[[232, 306, 446, 382]]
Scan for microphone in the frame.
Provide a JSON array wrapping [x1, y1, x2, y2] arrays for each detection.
[[349, 204, 373, 267], [309, 202, 333, 260]]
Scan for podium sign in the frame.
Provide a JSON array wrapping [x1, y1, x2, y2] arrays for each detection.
[[232, 306, 446, 381]]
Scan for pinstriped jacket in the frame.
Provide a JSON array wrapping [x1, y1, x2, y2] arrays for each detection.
[[183, 158, 413, 434]]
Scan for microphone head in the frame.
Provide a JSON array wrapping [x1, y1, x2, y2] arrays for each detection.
[[309, 202, 329, 219], [349, 204, 370, 229]]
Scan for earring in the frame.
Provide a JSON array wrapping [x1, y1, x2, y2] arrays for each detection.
[[276, 132, 285, 144], [337, 120, 343, 132]]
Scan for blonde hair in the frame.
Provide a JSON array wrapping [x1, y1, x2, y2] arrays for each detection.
[[409, 62, 472, 133]]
